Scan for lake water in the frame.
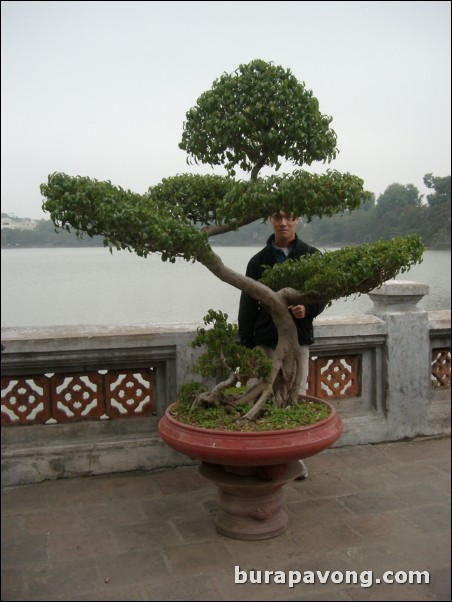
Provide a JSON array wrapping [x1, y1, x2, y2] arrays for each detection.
[[1, 246, 450, 328]]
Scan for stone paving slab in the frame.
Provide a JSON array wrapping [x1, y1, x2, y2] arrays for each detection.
[[1, 436, 450, 601]]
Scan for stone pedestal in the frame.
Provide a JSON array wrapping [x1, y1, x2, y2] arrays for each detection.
[[158, 399, 342, 539], [368, 280, 429, 315], [368, 280, 430, 434], [199, 461, 303, 540]]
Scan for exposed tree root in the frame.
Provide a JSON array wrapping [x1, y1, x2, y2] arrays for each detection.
[[191, 373, 238, 410], [241, 384, 274, 421], [189, 301, 307, 421]]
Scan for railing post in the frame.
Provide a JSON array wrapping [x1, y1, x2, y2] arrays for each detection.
[[368, 280, 430, 437]]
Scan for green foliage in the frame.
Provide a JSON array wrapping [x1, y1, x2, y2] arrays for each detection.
[[41, 172, 213, 263], [171, 397, 331, 431], [40, 169, 367, 253], [261, 235, 425, 304], [190, 310, 272, 381], [149, 173, 234, 226], [177, 381, 207, 405], [180, 59, 338, 175], [216, 170, 369, 225], [424, 173, 451, 207], [376, 183, 422, 215]]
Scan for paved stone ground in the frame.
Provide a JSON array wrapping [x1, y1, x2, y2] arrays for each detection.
[[1, 436, 450, 601]]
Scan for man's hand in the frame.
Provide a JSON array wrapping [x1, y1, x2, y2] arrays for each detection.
[[288, 304, 306, 319]]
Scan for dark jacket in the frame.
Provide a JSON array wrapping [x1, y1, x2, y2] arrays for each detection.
[[238, 234, 325, 348]]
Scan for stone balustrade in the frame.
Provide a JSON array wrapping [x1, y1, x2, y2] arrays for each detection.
[[1, 281, 450, 486]]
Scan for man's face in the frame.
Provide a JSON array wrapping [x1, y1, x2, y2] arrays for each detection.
[[269, 212, 300, 244]]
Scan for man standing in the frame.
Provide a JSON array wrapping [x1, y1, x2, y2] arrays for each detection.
[[238, 211, 325, 479]]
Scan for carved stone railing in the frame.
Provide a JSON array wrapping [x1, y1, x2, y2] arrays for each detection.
[[0, 352, 362, 427], [1, 281, 450, 485]]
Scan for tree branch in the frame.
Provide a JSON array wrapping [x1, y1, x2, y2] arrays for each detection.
[[251, 156, 267, 181], [201, 214, 260, 237]]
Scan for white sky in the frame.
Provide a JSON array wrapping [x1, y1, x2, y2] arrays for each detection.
[[1, 0, 451, 219]]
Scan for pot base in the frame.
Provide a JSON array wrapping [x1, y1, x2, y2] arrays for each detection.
[[199, 460, 303, 540]]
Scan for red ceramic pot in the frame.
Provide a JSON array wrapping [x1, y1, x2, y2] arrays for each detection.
[[158, 396, 342, 467]]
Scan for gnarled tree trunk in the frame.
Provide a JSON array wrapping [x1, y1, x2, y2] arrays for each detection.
[[203, 250, 306, 418]]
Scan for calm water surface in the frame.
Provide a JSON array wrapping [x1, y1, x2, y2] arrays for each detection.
[[1, 247, 450, 328]]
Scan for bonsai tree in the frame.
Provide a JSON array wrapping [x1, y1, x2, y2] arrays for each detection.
[[41, 59, 423, 422]]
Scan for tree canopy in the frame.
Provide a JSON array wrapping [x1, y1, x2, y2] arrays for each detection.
[[40, 59, 425, 414], [41, 59, 370, 268], [180, 59, 338, 176]]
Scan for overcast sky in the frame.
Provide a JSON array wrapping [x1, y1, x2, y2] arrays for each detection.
[[1, 0, 451, 219]]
